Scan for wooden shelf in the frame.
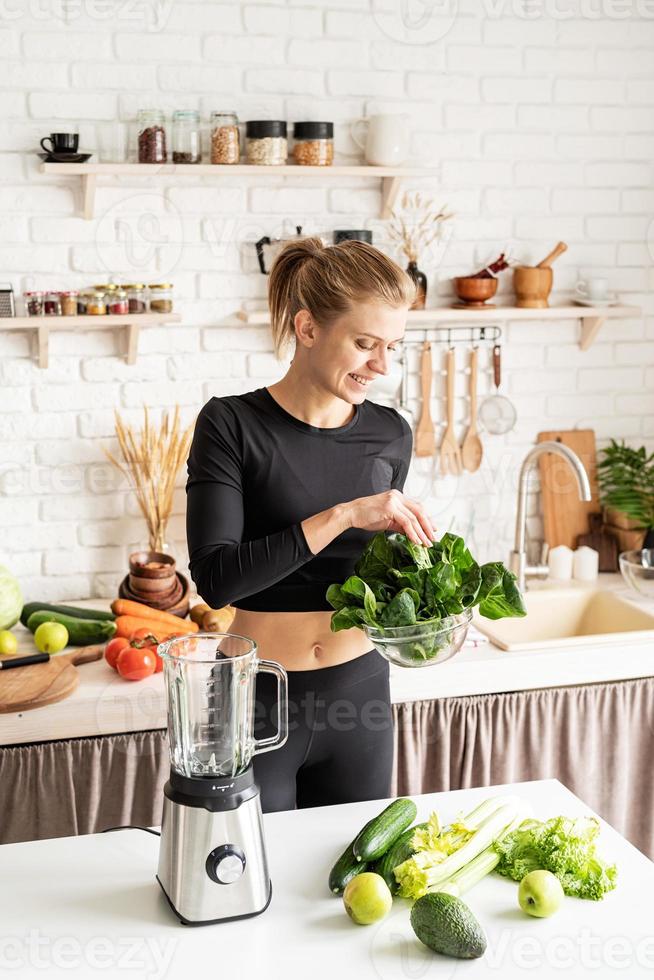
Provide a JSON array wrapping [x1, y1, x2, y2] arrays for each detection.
[[2, 313, 181, 367], [39, 162, 437, 220], [237, 303, 641, 349]]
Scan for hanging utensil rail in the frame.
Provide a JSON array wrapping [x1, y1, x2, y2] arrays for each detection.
[[401, 324, 502, 346]]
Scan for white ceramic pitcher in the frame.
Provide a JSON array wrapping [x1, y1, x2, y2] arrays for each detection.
[[351, 113, 410, 166]]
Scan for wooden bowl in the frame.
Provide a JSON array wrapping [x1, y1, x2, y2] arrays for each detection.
[[128, 572, 176, 595], [129, 575, 180, 602], [128, 550, 176, 580], [453, 276, 498, 307], [119, 571, 190, 618]]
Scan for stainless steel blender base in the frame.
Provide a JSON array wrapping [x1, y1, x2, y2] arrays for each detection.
[[157, 770, 272, 925]]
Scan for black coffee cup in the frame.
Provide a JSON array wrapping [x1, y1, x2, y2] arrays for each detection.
[[40, 133, 79, 155]]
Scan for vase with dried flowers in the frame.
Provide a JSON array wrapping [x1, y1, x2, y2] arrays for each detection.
[[388, 192, 453, 310], [104, 405, 194, 552]]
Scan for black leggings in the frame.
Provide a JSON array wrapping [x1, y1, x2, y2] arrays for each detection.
[[252, 649, 394, 813]]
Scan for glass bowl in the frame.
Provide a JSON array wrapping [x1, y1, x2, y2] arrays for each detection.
[[364, 609, 472, 669], [619, 549, 654, 600]]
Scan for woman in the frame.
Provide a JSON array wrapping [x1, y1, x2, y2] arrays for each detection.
[[186, 237, 436, 813]]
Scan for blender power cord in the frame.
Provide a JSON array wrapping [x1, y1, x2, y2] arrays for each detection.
[[102, 825, 161, 837]]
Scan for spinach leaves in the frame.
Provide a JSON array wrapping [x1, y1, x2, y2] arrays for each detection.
[[326, 531, 526, 638]]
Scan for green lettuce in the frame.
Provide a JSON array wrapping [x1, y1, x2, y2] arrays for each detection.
[[492, 815, 618, 901]]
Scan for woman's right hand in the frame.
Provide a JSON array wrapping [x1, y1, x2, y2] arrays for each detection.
[[345, 490, 437, 547]]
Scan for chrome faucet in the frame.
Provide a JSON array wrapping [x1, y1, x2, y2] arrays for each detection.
[[509, 441, 592, 592]]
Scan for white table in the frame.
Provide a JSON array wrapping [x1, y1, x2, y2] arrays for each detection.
[[1, 779, 652, 979]]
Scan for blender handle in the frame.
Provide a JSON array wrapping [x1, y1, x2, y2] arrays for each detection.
[[253, 658, 289, 755]]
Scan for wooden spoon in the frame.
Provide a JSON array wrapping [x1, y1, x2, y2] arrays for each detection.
[[461, 347, 483, 473], [439, 347, 463, 476], [414, 340, 437, 457]]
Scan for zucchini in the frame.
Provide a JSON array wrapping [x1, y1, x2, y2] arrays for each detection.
[[26, 611, 116, 646], [374, 821, 428, 894], [352, 798, 418, 863], [20, 602, 116, 628], [328, 839, 369, 895]]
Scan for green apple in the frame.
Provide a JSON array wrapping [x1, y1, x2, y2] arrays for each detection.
[[34, 621, 69, 654], [343, 872, 393, 925], [0, 630, 18, 656], [518, 869, 564, 918]]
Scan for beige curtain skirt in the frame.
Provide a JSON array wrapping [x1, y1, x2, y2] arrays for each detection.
[[2, 676, 652, 858]]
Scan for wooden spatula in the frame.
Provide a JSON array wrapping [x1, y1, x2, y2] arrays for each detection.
[[415, 340, 437, 457], [440, 347, 463, 476], [461, 346, 483, 473]]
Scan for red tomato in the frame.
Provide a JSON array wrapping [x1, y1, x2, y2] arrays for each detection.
[[130, 627, 161, 644], [104, 636, 130, 670], [116, 646, 156, 681]]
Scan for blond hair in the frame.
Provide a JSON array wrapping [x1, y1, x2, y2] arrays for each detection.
[[267, 237, 416, 359]]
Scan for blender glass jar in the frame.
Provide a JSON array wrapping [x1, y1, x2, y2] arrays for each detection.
[[158, 633, 288, 779]]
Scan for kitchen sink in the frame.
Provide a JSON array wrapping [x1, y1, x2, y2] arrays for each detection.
[[473, 587, 654, 651]]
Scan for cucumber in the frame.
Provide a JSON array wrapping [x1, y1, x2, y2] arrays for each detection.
[[328, 839, 369, 895], [374, 821, 428, 894], [26, 611, 116, 646], [352, 798, 417, 863], [20, 602, 116, 628]]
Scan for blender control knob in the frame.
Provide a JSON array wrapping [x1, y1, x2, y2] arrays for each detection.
[[206, 844, 246, 885]]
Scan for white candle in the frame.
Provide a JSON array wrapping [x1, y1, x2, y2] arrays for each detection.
[[548, 544, 573, 580], [573, 546, 599, 582]]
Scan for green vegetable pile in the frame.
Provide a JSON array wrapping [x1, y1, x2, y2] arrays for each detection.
[[493, 815, 618, 901], [326, 531, 526, 661]]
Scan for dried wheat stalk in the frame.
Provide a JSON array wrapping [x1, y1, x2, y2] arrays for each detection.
[[104, 405, 194, 552], [389, 191, 453, 263]]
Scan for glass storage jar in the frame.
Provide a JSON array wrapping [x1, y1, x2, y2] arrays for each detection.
[[137, 109, 167, 164], [60, 290, 78, 316], [126, 284, 147, 314], [86, 290, 107, 315], [109, 288, 129, 315], [149, 283, 173, 313], [24, 291, 43, 316], [44, 291, 62, 315], [77, 291, 90, 314], [210, 111, 240, 164], [293, 121, 334, 166], [245, 120, 287, 165], [172, 110, 201, 164]]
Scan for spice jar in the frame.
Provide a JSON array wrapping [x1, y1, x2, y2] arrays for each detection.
[[86, 290, 106, 315], [293, 121, 334, 166], [44, 291, 62, 316], [138, 109, 167, 164], [60, 290, 78, 316], [77, 291, 90, 314], [25, 291, 43, 316], [245, 120, 287, 165], [149, 283, 173, 313], [126, 284, 147, 314], [109, 288, 129, 315], [210, 111, 240, 164], [172, 109, 201, 164]]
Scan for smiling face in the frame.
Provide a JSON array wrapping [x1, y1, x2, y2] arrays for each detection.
[[295, 300, 409, 404]]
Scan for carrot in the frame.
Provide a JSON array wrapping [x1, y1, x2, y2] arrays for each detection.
[[114, 614, 199, 640], [111, 599, 193, 629]]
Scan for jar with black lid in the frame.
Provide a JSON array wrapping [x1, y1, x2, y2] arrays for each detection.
[[245, 120, 287, 166], [293, 121, 334, 166]]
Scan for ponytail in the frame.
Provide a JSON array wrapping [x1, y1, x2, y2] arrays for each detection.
[[267, 237, 416, 360]]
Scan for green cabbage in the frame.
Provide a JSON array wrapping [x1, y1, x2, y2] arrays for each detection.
[[0, 565, 23, 631]]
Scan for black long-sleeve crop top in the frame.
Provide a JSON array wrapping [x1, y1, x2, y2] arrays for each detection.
[[185, 387, 413, 612]]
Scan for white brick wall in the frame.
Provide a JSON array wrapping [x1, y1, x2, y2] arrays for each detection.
[[1, 0, 653, 600]]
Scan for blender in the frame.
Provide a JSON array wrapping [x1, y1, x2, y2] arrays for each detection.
[[156, 632, 288, 925]]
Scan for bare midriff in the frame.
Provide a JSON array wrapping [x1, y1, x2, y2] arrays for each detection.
[[229, 608, 372, 671]]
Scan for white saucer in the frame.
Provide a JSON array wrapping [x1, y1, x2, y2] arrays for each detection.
[[573, 295, 618, 308]]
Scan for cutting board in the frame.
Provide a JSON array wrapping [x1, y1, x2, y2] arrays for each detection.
[[537, 429, 599, 550], [0, 645, 105, 713]]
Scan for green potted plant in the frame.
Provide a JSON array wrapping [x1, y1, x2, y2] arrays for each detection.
[[597, 440, 654, 550]]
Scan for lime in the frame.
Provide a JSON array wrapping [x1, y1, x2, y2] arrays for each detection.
[[343, 872, 393, 925], [0, 630, 18, 656], [34, 621, 69, 654]]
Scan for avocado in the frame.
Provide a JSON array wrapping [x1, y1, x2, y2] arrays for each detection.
[[410, 892, 487, 959]]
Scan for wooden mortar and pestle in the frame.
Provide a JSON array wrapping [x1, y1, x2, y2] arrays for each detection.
[[513, 241, 568, 308]]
